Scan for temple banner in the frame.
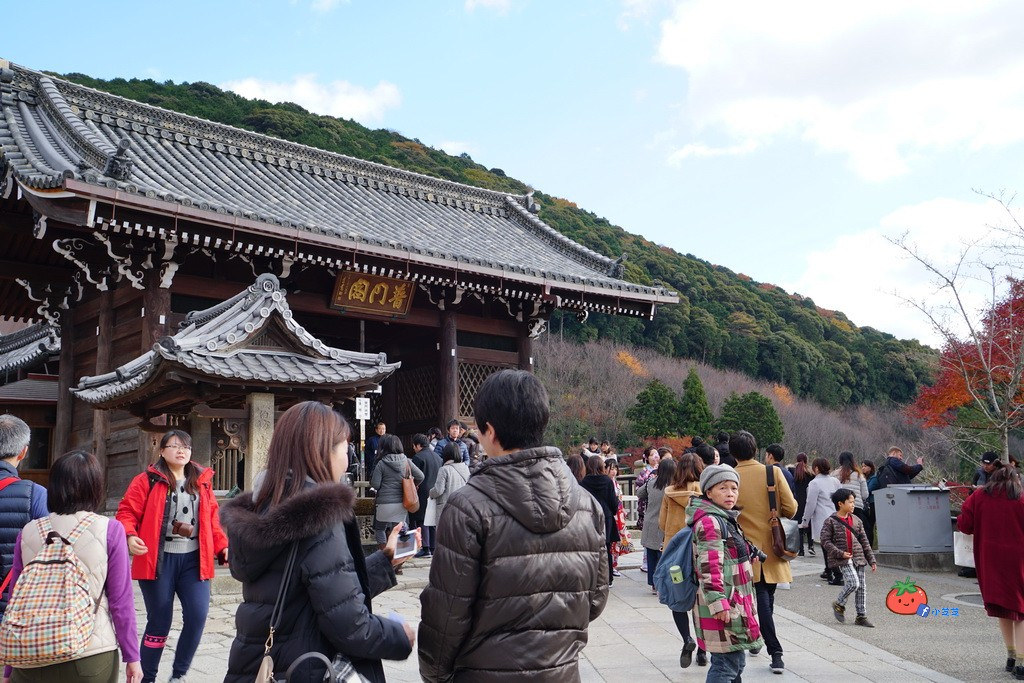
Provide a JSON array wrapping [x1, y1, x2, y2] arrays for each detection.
[[330, 272, 415, 317]]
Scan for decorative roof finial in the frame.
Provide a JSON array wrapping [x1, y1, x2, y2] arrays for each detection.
[[103, 137, 134, 181], [525, 187, 539, 214], [608, 253, 628, 278]]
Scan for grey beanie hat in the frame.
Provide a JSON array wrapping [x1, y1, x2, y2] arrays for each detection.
[[700, 464, 740, 493]]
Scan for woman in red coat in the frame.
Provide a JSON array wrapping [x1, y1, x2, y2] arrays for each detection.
[[957, 464, 1024, 679], [116, 429, 229, 683]]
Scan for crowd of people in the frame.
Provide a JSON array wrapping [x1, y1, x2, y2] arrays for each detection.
[[0, 387, 1021, 681]]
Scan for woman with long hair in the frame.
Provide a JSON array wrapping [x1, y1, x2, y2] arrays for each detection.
[[116, 430, 227, 683], [792, 453, 813, 555], [369, 434, 424, 548], [605, 458, 632, 576], [220, 402, 415, 682], [958, 464, 1024, 678], [579, 455, 620, 585], [834, 451, 870, 532], [637, 457, 676, 593], [5, 451, 141, 683], [659, 452, 707, 667], [565, 454, 586, 482], [801, 457, 842, 584], [860, 459, 877, 545]]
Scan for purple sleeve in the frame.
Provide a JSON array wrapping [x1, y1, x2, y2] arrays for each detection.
[[105, 519, 140, 663], [3, 531, 24, 678]]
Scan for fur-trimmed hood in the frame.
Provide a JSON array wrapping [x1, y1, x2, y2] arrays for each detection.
[[220, 482, 355, 582]]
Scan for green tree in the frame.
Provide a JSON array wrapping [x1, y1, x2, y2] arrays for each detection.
[[716, 391, 784, 448], [627, 379, 683, 438], [678, 368, 714, 438]]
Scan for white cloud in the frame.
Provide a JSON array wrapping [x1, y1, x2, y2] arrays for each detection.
[[667, 139, 757, 163], [656, 0, 1024, 180], [785, 197, 1012, 346], [220, 75, 401, 125], [437, 140, 479, 157], [465, 0, 513, 12], [618, 0, 669, 30]]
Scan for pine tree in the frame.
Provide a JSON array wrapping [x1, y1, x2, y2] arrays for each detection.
[[716, 391, 784, 448], [627, 379, 683, 438], [678, 367, 714, 438]]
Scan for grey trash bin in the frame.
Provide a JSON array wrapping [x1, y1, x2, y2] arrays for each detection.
[[874, 485, 953, 552]]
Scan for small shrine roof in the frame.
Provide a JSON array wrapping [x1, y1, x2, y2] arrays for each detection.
[[72, 274, 399, 409], [0, 322, 59, 379], [0, 60, 675, 307]]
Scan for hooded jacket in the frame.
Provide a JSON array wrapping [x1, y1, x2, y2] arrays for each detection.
[[115, 464, 227, 581], [658, 481, 701, 542], [219, 483, 411, 683], [369, 453, 424, 506], [418, 446, 609, 682]]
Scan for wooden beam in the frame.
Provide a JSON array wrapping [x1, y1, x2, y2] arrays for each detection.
[[0, 260, 73, 284], [518, 328, 533, 373]]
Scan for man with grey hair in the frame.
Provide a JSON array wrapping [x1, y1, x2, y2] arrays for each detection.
[[0, 414, 49, 615]]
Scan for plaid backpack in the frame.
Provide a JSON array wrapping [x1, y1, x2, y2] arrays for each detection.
[[0, 514, 100, 667]]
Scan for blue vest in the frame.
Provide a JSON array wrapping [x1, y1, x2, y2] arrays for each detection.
[[0, 464, 33, 614]]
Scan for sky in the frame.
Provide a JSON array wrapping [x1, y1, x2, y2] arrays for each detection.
[[5, 0, 1024, 345]]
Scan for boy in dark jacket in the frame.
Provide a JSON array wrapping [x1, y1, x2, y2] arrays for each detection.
[[821, 487, 877, 627], [419, 370, 608, 682]]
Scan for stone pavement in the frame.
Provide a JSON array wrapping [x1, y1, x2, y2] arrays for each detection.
[[141, 553, 972, 682]]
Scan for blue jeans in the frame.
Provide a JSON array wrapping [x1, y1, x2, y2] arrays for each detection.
[[707, 650, 745, 682], [138, 550, 211, 682]]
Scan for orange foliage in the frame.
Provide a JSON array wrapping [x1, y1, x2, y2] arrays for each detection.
[[622, 436, 693, 467], [737, 273, 752, 282], [551, 197, 579, 210], [390, 140, 429, 159], [616, 350, 650, 377], [815, 306, 836, 319], [772, 383, 794, 406]]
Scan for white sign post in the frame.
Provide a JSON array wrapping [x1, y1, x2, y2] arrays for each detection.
[[355, 397, 370, 480]]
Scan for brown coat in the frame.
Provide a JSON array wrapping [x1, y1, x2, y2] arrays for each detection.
[[820, 514, 875, 568], [734, 460, 798, 584], [659, 482, 701, 542]]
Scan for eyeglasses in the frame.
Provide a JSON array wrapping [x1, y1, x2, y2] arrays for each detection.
[[164, 443, 192, 452]]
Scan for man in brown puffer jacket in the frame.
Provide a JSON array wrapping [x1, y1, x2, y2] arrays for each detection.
[[418, 369, 609, 682]]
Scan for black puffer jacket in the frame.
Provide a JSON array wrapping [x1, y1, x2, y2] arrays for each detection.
[[418, 446, 609, 682], [220, 483, 411, 683]]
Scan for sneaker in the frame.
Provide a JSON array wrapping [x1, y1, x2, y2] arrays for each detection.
[[749, 646, 761, 655], [695, 649, 708, 667], [819, 570, 830, 580], [770, 653, 785, 674], [854, 616, 874, 628], [680, 640, 696, 668], [832, 601, 846, 623], [1007, 657, 1016, 673], [169, 677, 187, 683], [414, 549, 432, 558], [807, 546, 816, 556], [828, 578, 845, 586], [611, 569, 622, 577], [1014, 665, 1024, 680]]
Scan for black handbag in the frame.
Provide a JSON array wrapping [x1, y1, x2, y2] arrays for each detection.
[[256, 543, 369, 683]]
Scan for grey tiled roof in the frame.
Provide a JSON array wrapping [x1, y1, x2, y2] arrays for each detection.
[[0, 375, 58, 403], [0, 322, 60, 379], [72, 274, 399, 407], [0, 60, 671, 300]]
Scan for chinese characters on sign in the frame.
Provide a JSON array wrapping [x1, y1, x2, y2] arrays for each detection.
[[330, 272, 415, 317]]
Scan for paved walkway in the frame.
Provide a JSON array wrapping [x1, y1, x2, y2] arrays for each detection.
[[140, 553, 972, 682]]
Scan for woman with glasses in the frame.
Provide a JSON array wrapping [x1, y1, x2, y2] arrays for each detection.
[[116, 429, 229, 683]]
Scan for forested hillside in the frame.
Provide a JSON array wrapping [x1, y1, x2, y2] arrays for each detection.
[[60, 73, 936, 407]]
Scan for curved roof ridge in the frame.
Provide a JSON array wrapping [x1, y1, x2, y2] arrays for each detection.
[[503, 196, 614, 272], [10, 62, 520, 208]]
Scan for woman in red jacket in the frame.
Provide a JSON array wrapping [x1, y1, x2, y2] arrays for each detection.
[[957, 464, 1024, 679], [116, 429, 228, 683]]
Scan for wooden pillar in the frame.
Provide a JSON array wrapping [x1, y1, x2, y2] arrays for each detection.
[[142, 268, 171, 349], [518, 327, 533, 373], [439, 311, 458, 422], [92, 290, 113, 475], [245, 393, 274, 491], [54, 314, 75, 455], [190, 415, 212, 468], [382, 342, 399, 432]]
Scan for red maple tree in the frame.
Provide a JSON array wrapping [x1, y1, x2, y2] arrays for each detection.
[[909, 278, 1024, 455]]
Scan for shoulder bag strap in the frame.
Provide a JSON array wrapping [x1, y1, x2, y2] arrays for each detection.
[[0, 477, 20, 494], [831, 514, 858, 534], [264, 542, 299, 656], [766, 465, 780, 520]]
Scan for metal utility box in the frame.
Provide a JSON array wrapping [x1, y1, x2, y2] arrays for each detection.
[[874, 485, 953, 553]]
